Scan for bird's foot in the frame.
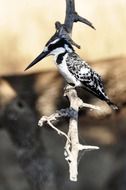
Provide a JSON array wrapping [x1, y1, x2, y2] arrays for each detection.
[[64, 84, 75, 96]]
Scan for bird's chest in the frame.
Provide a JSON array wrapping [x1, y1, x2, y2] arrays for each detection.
[[56, 57, 77, 84]]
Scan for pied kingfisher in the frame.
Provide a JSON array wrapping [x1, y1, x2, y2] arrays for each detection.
[[25, 33, 118, 110]]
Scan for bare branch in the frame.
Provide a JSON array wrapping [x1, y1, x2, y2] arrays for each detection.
[[38, 115, 71, 142], [38, 85, 100, 181], [64, 0, 95, 33], [55, 21, 80, 49], [64, 86, 101, 111], [64, 0, 75, 33], [55, 0, 95, 49], [74, 12, 96, 30], [63, 85, 100, 181], [38, 0, 98, 182]]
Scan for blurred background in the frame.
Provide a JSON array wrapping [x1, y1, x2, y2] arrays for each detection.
[[0, 0, 126, 189]]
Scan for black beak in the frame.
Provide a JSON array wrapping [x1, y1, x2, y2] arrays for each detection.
[[24, 50, 49, 71]]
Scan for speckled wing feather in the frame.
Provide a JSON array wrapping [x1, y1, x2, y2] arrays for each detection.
[[66, 52, 108, 101]]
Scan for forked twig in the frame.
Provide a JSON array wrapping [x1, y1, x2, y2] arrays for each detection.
[[38, 85, 100, 181]]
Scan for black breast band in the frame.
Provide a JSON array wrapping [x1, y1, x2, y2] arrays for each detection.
[[56, 52, 66, 64]]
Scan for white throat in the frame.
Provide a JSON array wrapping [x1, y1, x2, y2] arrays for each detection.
[[51, 47, 65, 55], [51, 47, 66, 60]]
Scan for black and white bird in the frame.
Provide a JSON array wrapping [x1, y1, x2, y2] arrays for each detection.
[[25, 34, 118, 110]]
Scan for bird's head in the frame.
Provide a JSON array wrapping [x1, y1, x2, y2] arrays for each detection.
[[25, 34, 74, 71]]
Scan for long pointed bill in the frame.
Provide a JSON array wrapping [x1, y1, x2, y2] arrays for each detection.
[[24, 50, 49, 71]]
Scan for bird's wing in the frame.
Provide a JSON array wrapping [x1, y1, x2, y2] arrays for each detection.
[[66, 52, 108, 100]]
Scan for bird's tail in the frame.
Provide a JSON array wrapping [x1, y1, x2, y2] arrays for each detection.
[[106, 99, 119, 111]]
